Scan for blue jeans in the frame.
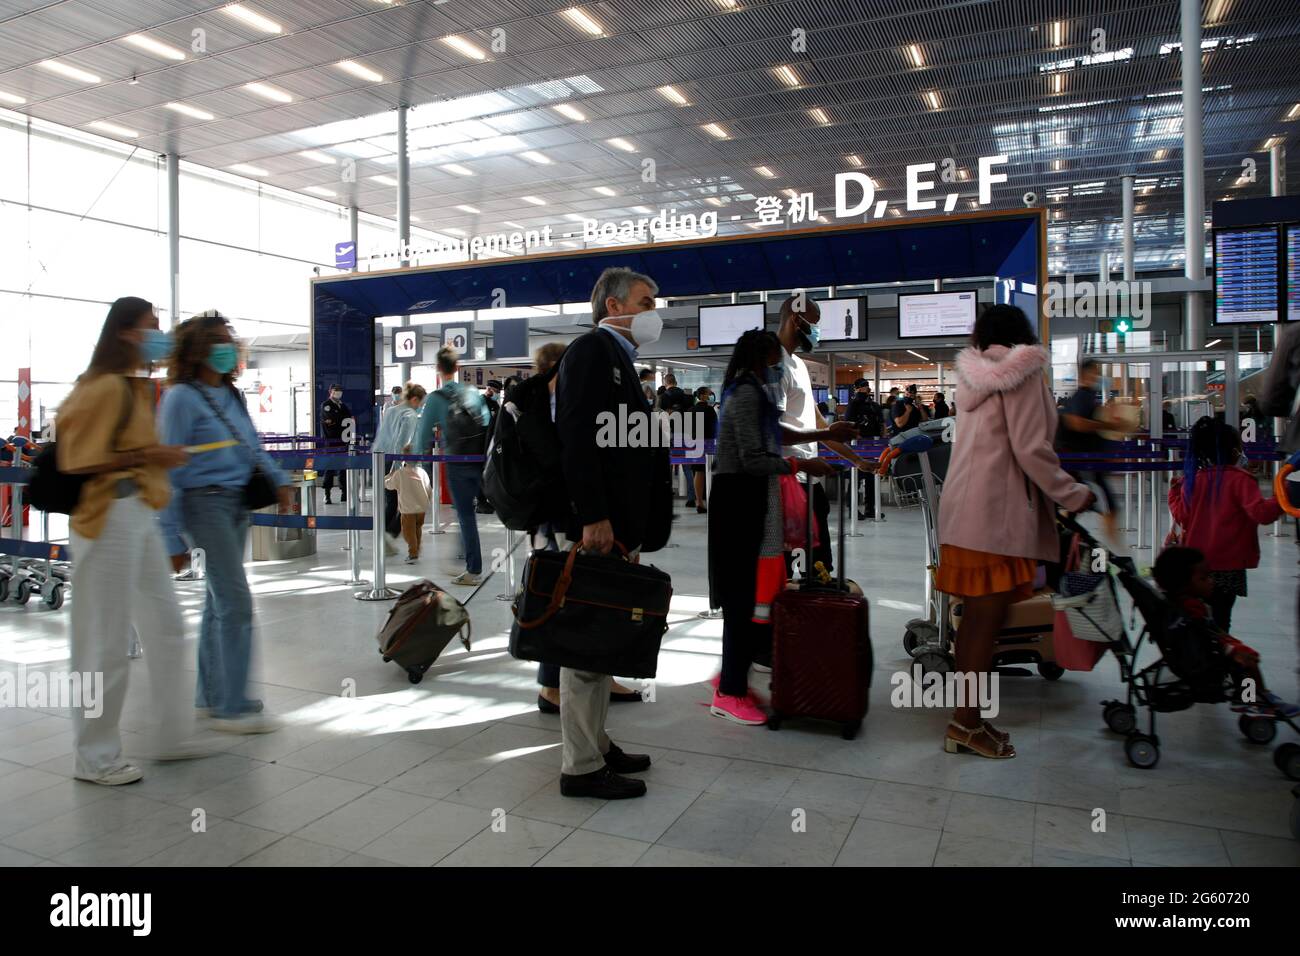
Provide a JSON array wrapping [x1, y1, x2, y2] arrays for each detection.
[[446, 462, 482, 574], [183, 488, 254, 719]]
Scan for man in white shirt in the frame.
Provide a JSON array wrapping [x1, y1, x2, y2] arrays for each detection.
[[775, 296, 873, 575]]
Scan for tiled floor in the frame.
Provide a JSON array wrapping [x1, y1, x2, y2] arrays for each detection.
[[1, 493, 1298, 867]]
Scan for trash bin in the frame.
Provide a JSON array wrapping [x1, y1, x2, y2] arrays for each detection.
[[251, 475, 317, 561]]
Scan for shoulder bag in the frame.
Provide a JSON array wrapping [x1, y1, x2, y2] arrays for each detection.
[[187, 383, 279, 510]]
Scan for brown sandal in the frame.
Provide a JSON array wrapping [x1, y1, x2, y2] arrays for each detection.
[[944, 720, 1016, 759], [981, 720, 1010, 744]]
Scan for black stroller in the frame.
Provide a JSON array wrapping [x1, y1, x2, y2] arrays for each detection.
[[1055, 515, 1300, 776]]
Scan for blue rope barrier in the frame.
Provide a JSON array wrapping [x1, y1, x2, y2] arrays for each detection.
[[248, 514, 372, 530], [0, 539, 70, 560]]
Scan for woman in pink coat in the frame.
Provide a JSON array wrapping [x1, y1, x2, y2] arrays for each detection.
[[937, 306, 1094, 759]]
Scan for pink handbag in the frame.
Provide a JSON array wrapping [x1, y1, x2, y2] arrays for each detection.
[[779, 472, 821, 552]]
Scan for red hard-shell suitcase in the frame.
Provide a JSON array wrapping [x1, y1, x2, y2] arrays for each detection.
[[768, 469, 872, 739]]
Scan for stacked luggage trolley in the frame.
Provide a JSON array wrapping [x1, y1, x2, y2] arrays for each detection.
[[0, 460, 72, 610], [892, 420, 1065, 681]]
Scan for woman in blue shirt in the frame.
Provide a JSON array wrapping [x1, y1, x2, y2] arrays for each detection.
[[160, 312, 290, 734]]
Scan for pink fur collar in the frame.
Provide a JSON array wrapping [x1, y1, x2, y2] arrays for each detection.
[[955, 344, 1049, 397]]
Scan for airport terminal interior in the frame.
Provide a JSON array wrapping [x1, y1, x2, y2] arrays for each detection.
[[1, 0, 1300, 872]]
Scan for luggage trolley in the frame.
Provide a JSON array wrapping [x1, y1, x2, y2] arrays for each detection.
[[893, 421, 1064, 680]]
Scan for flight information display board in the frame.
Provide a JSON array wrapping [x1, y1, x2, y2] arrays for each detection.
[[698, 303, 765, 347], [898, 291, 978, 338], [1214, 227, 1279, 324], [1288, 225, 1300, 322]]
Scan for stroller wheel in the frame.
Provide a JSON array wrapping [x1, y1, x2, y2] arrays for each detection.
[[0, 575, 8, 603], [1103, 703, 1138, 735], [1240, 714, 1278, 745], [903, 620, 938, 657], [1125, 733, 1160, 769], [406, 668, 424, 685], [1037, 661, 1065, 681], [14, 579, 31, 606], [1274, 742, 1300, 781]]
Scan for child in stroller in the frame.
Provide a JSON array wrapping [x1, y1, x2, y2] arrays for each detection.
[[1151, 546, 1298, 720], [1053, 515, 1300, 773]]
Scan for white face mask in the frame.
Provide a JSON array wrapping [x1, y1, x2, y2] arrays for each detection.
[[628, 309, 663, 346]]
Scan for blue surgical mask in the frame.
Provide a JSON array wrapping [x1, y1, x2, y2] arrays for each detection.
[[207, 343, 239, 375], [1237, 453, 1249, 468], [139, 329, 172, 364], [799, 318, 821, 351]]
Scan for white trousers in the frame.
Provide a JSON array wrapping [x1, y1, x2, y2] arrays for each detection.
[[69, 496, 193, 776]]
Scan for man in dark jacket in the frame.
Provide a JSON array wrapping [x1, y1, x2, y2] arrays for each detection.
[[553, 266, 672, 800], [319, 384, 352, 504], [845, 379, 882, 438]]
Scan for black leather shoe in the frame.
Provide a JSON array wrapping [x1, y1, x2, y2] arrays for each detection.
[[560, 767, 646, 799], [609, 689, 643, 704], [536, 693, 559, 715], [603, 742, 651, 774]]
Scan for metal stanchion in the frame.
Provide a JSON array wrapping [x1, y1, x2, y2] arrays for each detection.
[[345, 463, 368, 587], [704, 452, 713, 504], [429, 449, 445, 535], [1135, 469, 1148, 549], [355, 450, 398, 601], [1151, 460, 1163, 550], [873, 471, 884, 522], [847, 463, 863, 537], [1269, 458, 1285, 537], [1122, 471, 1133, 531], [342, 440, 356, 552], [496, 527, 518, 601]]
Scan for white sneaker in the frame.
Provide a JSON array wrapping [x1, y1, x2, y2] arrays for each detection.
[[404, 554, 418, 564], [145, 739, 219, 761], [75, 764, 144, 786], [206, 714, 281, 735], [450, 571, 481, 586], [383, 536, 399, 557]]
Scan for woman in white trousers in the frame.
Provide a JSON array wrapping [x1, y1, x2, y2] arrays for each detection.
[[57, 296, 200, 785]]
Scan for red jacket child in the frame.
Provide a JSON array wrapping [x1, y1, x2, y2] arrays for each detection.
[[1168, 465, 1281, 571]]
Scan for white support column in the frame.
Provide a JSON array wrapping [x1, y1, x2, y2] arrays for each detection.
[[396, 105, 412, 383], [1271, 142, 1287, 196], [348, 205, 359, 274], [166, 153, 180, 326], [1121, 174, 1135, 282], [1180, 0, 1206, 350]]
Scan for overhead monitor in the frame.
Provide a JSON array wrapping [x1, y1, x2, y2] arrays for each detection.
[[697, 303, 765, 348], [1214, 226, 1280, 324], [1287, 225, 1300, 322], [815, 296, 867, 342], [897, 290, 978, 339]]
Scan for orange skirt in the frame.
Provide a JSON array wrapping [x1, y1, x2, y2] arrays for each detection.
[[935, 544, 1036, 600]]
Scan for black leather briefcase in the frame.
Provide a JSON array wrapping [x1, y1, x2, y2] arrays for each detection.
[[509, 543, 672, 678]]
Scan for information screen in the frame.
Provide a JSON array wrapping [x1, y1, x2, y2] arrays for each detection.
[[1288, 225, 1300, 322], [1214, 227, 1279, 324], [898, 291, 978, 339], [816, 296, 867, 342], [698, 303, 765, 347]]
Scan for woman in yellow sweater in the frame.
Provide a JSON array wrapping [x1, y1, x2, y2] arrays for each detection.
[[57, 297, 201, 785]]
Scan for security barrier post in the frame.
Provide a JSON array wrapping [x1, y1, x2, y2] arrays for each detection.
[[355, 449, 398, 601]]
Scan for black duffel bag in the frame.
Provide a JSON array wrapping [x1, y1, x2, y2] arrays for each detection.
[[509, 542, 672, 678]]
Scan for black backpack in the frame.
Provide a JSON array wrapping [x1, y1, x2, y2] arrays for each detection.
[[30, 377, 134, 515], [438, 384, 488, 456], [483, 364, 564, 530]]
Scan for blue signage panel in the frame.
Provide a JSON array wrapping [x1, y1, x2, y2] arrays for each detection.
[[334, 240, 357, 270]]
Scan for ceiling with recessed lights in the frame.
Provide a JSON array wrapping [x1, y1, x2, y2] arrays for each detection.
[[1, 0, 1298, 275]]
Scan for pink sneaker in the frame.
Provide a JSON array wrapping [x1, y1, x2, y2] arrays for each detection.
[[710, 691, 767, 726]]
